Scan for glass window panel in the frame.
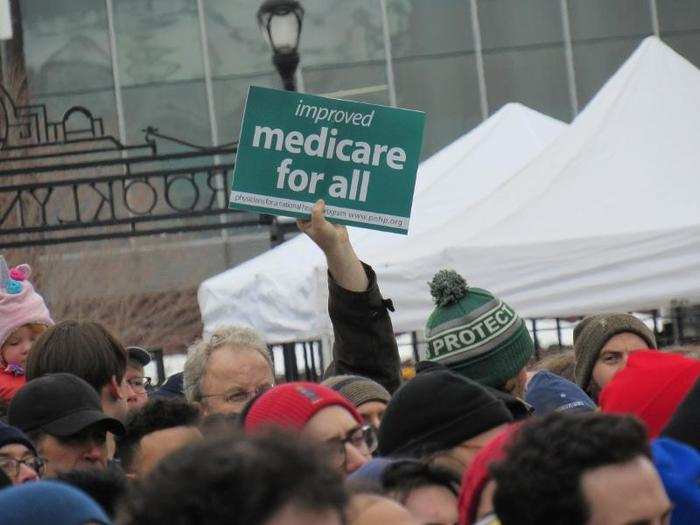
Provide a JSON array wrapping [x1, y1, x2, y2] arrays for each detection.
[[203, 0, 273, 77], [386, 0, 478, 158], [483, 46, 571, 122], [386, 0, 473, 58], [478, 0, 563, 49], [213, 73, 279, 146], [113, 0, 204, 86], [20, 0, 112, 96], [572, 38, 644, 109], [568, 1, 652, 109], [302, 63, 390, 105], [34, 89, 120, 139], [114, 0, 211, 149], [477, 1, 568, 120], [568, 0, 652, 40], [393, 54, 482, 159], [658, 0, 700, 67], [663, 33, 700, 68], [298, 0, 385, 66], [658, 0, 700, 32], [121, 82, 210, 150]]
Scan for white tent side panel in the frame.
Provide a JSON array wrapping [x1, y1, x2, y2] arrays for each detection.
[[352, 37, 700, 335], [371, 225, 700, 337]]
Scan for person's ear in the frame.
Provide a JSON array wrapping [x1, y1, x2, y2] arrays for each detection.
[[109, 375, 125, 400], [516, 367, 529, 390]]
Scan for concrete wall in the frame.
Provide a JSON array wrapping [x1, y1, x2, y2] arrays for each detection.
[[35, 227, 276, 304]]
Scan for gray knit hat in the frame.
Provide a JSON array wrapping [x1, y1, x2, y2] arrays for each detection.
[[573, 313, 656, 391], [322, 375, 391, 408]]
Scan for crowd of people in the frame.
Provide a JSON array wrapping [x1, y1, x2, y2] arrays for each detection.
[[0, 199, 698, 524]]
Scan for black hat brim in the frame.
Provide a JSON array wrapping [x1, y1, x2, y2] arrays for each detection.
[[41, 410, 126, 438], [127, 347, 152, 367]]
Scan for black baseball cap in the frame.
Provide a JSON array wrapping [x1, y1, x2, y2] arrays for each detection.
[[126, 346, 151, 367], [8, 373, 125, 437]]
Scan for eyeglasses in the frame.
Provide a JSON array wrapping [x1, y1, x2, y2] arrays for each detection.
[[324, 424, 377, 468], [200, 384, 273, 405], [0, 456, 45, 478], [127, 376, 152, 392]]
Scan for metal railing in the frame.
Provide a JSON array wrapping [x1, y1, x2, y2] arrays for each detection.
[[0, 83, 290, 249]]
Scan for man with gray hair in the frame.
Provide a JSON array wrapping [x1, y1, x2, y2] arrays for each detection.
[[183, 326, 274, 416], [183, 198, 402, 418]]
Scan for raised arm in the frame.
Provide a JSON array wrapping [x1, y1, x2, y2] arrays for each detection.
[[297, 200, 401, 393]]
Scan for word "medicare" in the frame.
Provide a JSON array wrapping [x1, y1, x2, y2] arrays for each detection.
[[252, 126, 406, 171], [251, 124, 408, 202]]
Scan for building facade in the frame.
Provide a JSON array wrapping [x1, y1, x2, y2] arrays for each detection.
[[1, 0, 699, 355], [9, 1, 700, 160]]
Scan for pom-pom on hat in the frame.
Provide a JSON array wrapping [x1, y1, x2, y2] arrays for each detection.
[[0, 261, 53, 349], [423, 269, 534, 389], [243, 382, 362, 433]]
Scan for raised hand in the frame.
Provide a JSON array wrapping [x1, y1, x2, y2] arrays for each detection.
[[297, 199, 368, 292], [296, 199, 349, 253]]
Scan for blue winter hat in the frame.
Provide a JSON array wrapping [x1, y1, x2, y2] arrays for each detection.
[[525, 371, 596, 415], [652, 438, 700, 525], [0, 480, 111, 525], [0, 420, 36, 456], [150, 371, 184, 399]]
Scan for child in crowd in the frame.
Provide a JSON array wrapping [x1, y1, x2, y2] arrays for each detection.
[[0, 259, 53, 403]]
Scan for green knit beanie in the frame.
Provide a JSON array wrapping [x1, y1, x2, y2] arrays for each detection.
[[423, 270, 534, 389]]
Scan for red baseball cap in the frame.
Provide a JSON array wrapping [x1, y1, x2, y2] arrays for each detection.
[[244, 382, 363, 433]]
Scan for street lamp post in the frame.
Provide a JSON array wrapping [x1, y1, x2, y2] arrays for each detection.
[[257, 3, 307, 377], [257, 0, 304, 91], [257, 0, 305, 250]]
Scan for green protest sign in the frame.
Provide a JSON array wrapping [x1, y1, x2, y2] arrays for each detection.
[[229, 86, 425, 234]]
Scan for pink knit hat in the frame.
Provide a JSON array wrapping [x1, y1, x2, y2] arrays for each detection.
[[0, 261, 53, 349]]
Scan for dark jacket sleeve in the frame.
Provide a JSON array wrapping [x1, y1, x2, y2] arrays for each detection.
[[326, 262, 401, 394]]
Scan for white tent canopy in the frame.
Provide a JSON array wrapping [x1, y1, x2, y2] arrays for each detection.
[[367, 36, 700, 332], [199, 103, 565, 342]]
